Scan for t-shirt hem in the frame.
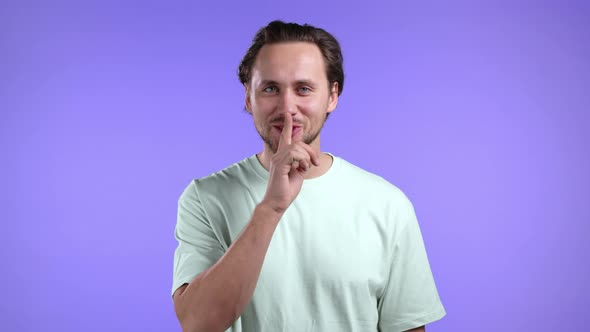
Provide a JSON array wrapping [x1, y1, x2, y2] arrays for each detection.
[[380, 306, 447, 332]]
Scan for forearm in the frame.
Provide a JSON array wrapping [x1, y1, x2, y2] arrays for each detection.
[[175, 203, 282, 332]]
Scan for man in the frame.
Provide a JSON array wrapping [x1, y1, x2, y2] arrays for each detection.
[[172, 20, 446, 332]]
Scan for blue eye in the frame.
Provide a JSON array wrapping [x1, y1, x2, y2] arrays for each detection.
[[298, 87, 311, 94], [263, 86, 278, 93]]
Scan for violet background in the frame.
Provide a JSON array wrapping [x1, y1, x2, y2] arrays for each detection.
[[2, 1, 589, 331]]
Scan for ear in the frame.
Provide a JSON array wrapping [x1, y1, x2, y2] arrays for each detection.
[[244, 84, 252, 114], [327, 81, 339, 113]]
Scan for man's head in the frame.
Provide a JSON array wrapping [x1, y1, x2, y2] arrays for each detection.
[[238, 21, 345, 153]]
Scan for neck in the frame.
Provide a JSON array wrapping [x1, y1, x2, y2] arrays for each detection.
[[256, 139, 333, 179]]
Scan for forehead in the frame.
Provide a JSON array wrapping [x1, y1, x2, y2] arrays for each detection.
[[251, 42, 327, 84]]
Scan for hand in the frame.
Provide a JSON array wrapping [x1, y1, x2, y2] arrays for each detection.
[[260, 114, 320, 214]]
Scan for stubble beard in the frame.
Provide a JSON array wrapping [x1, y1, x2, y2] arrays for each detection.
[[257, 114, 328, 154]]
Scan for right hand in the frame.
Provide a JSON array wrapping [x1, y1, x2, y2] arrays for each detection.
[[260, 114, 320, 214]]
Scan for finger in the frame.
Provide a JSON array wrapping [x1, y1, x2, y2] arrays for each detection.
[[284, 149, 311, 171], [278, 113, 293, 150], [291, 143, 314, 170], [287, 147, 312, 168], [278, 149, 306, 171], [298, 159, 310, 172], [295, 142, 320, 166]]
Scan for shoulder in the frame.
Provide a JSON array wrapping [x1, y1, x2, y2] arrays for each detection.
[[335, 156, 411, 205], [179, 155, 258, 201]]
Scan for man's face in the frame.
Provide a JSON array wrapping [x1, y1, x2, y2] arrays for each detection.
[[245, 42, 338, 153]]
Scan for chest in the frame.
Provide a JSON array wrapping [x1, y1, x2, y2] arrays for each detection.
[[259, 202, 392, 299]]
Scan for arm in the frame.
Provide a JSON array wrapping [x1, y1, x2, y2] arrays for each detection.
[[405, 326, 425, 332], [173, 202, 282, 332], [173, 114, 319, 332]]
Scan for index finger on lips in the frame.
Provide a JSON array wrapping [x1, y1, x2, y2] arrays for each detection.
[[278, 113, 293, 149]]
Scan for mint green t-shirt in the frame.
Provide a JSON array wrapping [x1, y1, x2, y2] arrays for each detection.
[[172, 153, 446, 331]]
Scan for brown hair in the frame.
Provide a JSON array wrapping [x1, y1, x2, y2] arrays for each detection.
[[238, 20, 344, 96]]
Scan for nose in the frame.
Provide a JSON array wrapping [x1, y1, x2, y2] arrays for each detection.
[[277, 89, 297, 115]]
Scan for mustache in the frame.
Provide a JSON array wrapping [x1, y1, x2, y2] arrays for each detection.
[[270, 118, 304, 126]]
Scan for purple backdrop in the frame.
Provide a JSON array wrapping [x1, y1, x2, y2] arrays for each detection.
[[2, 1, 589, 331]]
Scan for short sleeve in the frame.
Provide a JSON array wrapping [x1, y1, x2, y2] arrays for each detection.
[[377, 197, 446, 331], [171, 180, 225, 298]]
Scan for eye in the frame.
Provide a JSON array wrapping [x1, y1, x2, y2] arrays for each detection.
[[263, 86, 278, 93], [298, 86, 312, 94]]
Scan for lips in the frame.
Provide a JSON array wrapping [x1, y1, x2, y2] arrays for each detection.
[[273, 125, 302, 137], [273, 126, 302, 131]]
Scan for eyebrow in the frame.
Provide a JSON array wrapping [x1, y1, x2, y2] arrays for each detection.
[[260, 79, 317, 87]]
